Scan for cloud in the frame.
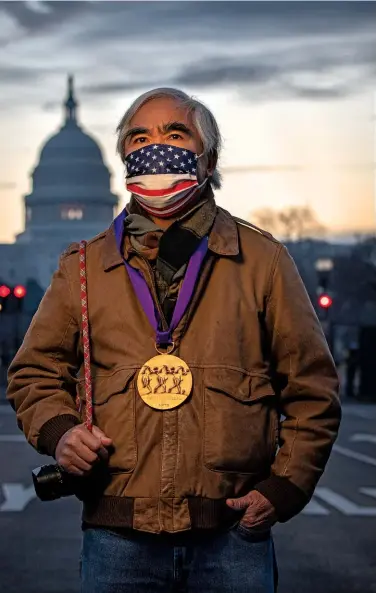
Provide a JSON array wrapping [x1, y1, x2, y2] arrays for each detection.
[[0, 63, 55, 82], [281, 82, 352, 101], [3, 1, 375, 46], [1, 1, 90, 34], [0, 1, 375, 104], [79, 33, 376, 102], [42, 2, 376, 45]]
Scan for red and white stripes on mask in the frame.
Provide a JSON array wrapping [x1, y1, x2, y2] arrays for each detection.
[[125, 143, 206, 218]]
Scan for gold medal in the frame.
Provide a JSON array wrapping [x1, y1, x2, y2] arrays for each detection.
[[137, 354, 192, 410]]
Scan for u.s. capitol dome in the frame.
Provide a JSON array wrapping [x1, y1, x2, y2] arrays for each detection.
[[0, 76, 119, 291], [17, 75, 118, 244]]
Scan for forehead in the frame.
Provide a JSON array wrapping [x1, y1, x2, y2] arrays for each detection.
[[129, 97, 193, 127]]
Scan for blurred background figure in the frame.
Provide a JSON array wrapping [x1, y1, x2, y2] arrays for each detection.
[[344, 342, 360, 399]]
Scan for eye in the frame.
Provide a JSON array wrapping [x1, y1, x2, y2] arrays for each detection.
[[168, 133, 183, 141], [134, 136, 148, 144]]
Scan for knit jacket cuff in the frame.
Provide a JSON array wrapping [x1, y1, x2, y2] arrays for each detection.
[[37, 414, 81, 458], [254, 473, 309, 523]]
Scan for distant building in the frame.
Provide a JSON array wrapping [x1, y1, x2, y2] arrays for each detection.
[[0, 76, 119, 289]]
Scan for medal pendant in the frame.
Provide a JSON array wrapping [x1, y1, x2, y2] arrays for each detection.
[[137, 354, 192, 410]]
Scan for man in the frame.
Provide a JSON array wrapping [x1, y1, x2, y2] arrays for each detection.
[[7, 88, 341, 593]]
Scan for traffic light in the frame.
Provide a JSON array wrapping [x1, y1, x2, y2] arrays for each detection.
[[0, 284, 11, 313], [13, 285, 27, 312], [0, 285, 11, 298], [14, 285, 27, 299], [0, 284, 27, 313], [315, 259, 334, 322], [318, 294, 333, 309]]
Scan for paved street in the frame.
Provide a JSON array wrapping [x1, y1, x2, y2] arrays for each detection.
[[0, 399, 375, 593]]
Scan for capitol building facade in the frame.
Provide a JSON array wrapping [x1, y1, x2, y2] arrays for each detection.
[[0, 76, 119, 289]]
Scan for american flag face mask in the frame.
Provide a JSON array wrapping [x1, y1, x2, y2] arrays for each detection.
[[125, 143, 206, 218]]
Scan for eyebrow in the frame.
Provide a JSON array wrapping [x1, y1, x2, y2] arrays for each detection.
[[124, 121, 193, 142], [124, 126, 151, 141], [161, 121, 193, 137]]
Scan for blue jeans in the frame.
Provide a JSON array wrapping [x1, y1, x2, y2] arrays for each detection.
[[80, 524, 278, 592]]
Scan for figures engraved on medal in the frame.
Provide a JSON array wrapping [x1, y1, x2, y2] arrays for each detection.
[[139, 364, 190, 395]]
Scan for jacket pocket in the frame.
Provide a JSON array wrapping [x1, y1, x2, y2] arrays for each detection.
[[77, 367, 137, 474], [203, 368, 278, 474]]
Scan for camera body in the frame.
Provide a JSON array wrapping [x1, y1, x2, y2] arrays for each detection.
[[32, 461, 111, 501]]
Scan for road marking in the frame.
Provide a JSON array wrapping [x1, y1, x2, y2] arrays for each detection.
[[342, 406, 376, 420], [301, 499, 330, 515], [315, 487, 376, 516], [0, 435, 26, 442], [333, 444, 376, 467], [0, 484, 332, 515], [359, 488, 376, 499], [0, 484, 36, 512], [0, 483, 375, 516], [351, 434, 376, 445]]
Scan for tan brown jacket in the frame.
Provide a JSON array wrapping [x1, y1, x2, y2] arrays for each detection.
[[7, 206, 341, 534]]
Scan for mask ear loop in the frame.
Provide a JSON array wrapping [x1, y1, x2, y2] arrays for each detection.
[[197, 149, 217, 186], [195, 150, 210, 187], [124, 163, 130, 188]]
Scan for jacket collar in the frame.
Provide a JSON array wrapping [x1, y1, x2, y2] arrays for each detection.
[[102, 204, 239, 272], [208, 207, 239, 256], [103, 223, 124, 271]]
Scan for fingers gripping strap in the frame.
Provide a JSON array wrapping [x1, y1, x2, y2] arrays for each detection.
[[77, 241, 93, 432]]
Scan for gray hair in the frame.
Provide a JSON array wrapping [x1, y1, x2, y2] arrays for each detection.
[[115, 87, 222, 189]]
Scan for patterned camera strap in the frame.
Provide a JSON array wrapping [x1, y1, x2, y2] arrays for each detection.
[[75, 240, 93, 432]]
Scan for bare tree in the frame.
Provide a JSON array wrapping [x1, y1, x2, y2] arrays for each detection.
[[248, 208, 279, 235], [250, 206, 326, 241]]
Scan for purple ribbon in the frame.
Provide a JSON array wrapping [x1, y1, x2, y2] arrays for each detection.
[[113, 208, 208, 347]]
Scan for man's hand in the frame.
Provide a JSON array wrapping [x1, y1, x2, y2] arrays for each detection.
[[226, 490, 277, 530], [55, 424, 113, 477]]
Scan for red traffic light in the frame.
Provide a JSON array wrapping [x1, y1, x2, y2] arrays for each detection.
[[14, 285, 27, 299], [0, 285, 11, 298], [318, 294, 332, 309]]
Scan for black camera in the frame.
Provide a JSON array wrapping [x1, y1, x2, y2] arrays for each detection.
[[32, 460, 111, 502]]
